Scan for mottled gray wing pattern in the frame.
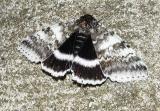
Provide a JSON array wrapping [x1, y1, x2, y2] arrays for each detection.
[[95, 31, 148, 82], [18, 34, 52, 63], [18, 23, 65, 63]]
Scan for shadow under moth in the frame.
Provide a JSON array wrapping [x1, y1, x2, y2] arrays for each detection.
[[18, 14, 148, 85]]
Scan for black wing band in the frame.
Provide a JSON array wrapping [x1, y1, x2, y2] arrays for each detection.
[[72, 36, 106, 85], [41, 32, 77, 77]]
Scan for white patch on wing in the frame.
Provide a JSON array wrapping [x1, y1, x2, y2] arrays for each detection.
[[72, 74, 106, 85], [96, 31, 137, 60], [97, 32, 122, 51], [50, 23, 65, 44], [41, 63, 67, 77], [34, 31, 49, 43], [54, 50, 74, 61], [73, 56, 99, 68], [17, 44, 41, 63], [106, 70, 148, 82], [118, 48, 135, 57]]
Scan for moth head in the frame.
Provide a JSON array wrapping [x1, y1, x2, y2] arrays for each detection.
[[76, 14, 99, 33]]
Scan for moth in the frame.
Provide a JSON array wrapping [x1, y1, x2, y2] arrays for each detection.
[[18, 14, 148, 85]]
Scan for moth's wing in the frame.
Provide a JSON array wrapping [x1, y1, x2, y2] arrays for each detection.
[[72, 36, 106, 85], [17, 30, 52, 63], [41, 32, 76, 77], [18, 23, 65, 63], [97, 31, 148, 82], [50, 23, 66, 44]]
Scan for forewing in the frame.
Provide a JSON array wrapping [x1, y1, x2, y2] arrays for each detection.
[[96, 31, 148, 82], [17, 30, 52, 63], [18, 23, 66, 63]]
